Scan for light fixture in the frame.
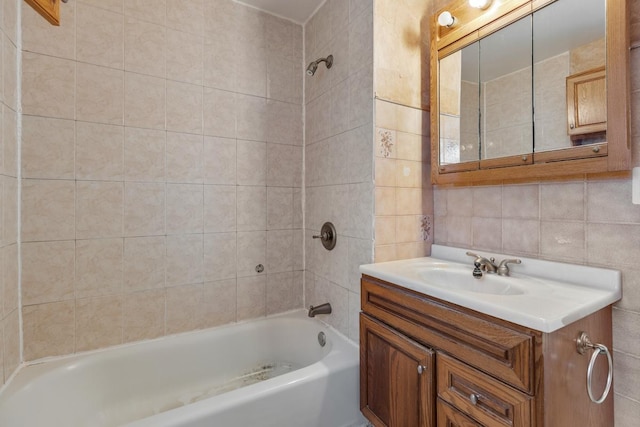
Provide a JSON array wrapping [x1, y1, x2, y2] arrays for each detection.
[[437, 11, 455, 28], [469, 0, 492, 9]]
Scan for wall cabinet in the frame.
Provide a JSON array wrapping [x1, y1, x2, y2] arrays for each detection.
[[360, 275, 614, 427], [24, 0, 61, 26], [566, 67, 607, 139]]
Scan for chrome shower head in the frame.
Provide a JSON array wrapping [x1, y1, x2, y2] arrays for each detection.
[[306, 55, 333, 76]]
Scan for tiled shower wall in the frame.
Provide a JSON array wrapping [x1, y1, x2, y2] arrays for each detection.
[[1, 0, 20, 385], [19, 0, 303, 362], [304, 0, 375, 341], [433, 6, 640, 423]]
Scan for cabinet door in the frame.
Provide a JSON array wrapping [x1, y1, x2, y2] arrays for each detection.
[[360, 313, 435, 427], [566, 67, 607, 137]]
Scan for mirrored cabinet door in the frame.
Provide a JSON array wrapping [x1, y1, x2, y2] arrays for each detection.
[[479, 16, 533, 166], [439, 42, 480, 169], [533, 0, 606, 160]]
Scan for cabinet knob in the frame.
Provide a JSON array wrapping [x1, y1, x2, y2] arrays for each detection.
[[592, 146, 600, 153], [570, 123, 575, 129], [469, 393, 479, 405], [417, 365, 426, 374]]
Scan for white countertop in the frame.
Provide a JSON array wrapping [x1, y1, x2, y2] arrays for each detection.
[[359, 245, 621, 333]]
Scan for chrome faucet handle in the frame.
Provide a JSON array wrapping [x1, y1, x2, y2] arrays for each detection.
[[466, 251, 496, 272], [497, 258, 521, 276]]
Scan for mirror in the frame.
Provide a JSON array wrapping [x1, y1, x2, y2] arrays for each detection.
[[533, 0, 606, 152], [431, 0, 630, 183], [480, 16, 533, 160]]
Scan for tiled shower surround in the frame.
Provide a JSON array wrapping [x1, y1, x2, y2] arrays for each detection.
[[2, 0, 638, 423], [18, 0, 304, 363]]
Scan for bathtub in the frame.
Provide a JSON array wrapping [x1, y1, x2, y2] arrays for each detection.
[[0, 310, 367, 427]]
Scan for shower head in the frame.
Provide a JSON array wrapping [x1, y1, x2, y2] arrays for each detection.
[[306, 55, 333, 76]]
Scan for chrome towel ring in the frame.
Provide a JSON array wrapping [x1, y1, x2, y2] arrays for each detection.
[[576, 331, 613, 404]]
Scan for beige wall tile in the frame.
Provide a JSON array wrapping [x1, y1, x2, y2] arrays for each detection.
[[540, 182, 584, 221], [124, 72, 166, 130], [3, 107, 17, 178], [266, 143, 302, 187], [22, 241, 75, 306], [3, 37, 17, 111], [472, 186, 502, 218], [76, 3, 124, 69], [267, 187, 293, 230], [237, 231, 266, 277], [613, 308, 640, 356], [166, 132, 203, 183], [588, 223, 640, 268], [3, 244, 18, 314], [77, 0, 123, 14], [267, 100, 302, 145], [588, 180, 640, 223], [166, 183, 203, 234], [446, 215, 472, 247], [125, 17, 165, 78], [3, 176, 18, 245], [23, 301, 75, 360], [124, 182, 165, 236], [503, 185, 539, 219], [123, 289, 165, 342], [124, 0, 166, 25], [375, 158, 396, 187], [203, 36, 236, 92], [266, 230, 293, 273], [203, 279, 236, 327], [396, 215, 421, 243], [203, 137, 236, 186], [3, 0, 19, 45], [3, 309, 20, 377], [237, 276, 266, 321], [124, 236, 165, 292], [204, 185, 236, 233], [236, 44, 267, 97], [237, 94, 267, 142], [166, 29, 203, 85], [166, 0, 204, 36], [76, 181, 123, 239], [266, 272, 301, 314], [166, 234, 203, 287], [472, 217, 502, 252], [349, 66, 373, 129], [503, 219, 540, 255], [204, 232, 237, 282], [612, 351, 640, 402], [237, 186, 266, 231], [203, 88, 236, 138], [22, 179, 75, 242], [124, 127, 165, 182], [166, 81, 203, 134], [75, 238, 124, 298], [22, 116, 75, 180], [375, 216, 396, 245], [376, 187, 396, 216], [396, 188, 423, 215], [540, 221, 585, 262], [166, 284, 204, 334], [347, 125, 374, 183], [76, 122, 124, 180], [22, 0, 75, 59], [22, 52, 75, 119], [76, 295, 123, 352], [76, 63, 124, 125]]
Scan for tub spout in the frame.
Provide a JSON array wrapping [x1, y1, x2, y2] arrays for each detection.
[[308, 303, 332, 317]]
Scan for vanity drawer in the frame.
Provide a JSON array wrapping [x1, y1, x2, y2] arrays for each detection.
[[437, 353, 533, 427], [437, 399, 482, 427], [361, 276, 535, 393]]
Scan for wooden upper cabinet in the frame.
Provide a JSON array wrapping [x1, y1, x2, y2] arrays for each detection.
[[430, 0, 630, 185], [25, 0, 61, 26], [567, 66, 607, 137]]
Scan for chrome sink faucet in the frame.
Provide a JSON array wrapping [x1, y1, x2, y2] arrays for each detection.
[[466, 251, 521, 278]]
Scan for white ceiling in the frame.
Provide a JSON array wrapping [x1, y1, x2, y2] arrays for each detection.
[[236, 0, 325, 24]]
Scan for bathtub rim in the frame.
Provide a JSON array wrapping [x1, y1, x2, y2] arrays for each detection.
[[0, 308, 357, 400]]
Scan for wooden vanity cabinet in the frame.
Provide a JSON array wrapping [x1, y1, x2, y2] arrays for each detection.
[[360, 275, 614, 427]]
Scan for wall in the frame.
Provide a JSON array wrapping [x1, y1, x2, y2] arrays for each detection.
[[373, 0, 433, 264], [433, 8, 640, 425], [304, 0, 374, 341], [19, 0, 303, 361], [0, 0, 20, 385]]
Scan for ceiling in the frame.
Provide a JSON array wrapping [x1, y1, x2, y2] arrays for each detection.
[[236, 0, 325, 24]]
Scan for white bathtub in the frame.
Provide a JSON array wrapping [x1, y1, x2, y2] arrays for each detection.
[[0, 310, 367, 427]]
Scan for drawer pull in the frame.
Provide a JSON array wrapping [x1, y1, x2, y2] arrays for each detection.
[[417, 365, 426, 374], [469, 394, 479, 405]]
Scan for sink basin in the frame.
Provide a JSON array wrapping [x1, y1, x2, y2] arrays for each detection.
[[418, 266, 526, 295]]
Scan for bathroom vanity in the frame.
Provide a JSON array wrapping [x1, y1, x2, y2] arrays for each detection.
[[359, 246, 620, 427]]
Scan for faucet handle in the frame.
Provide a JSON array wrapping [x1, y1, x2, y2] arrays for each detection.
[[497, 258, 521, 276]]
